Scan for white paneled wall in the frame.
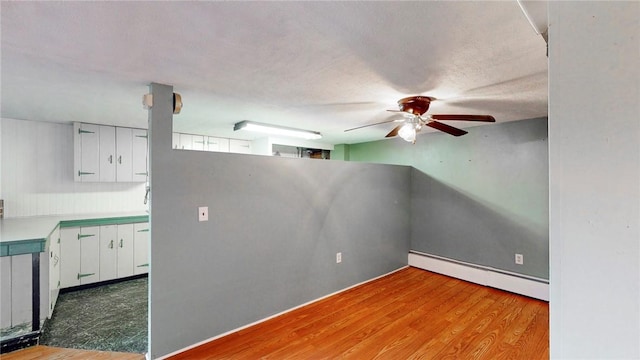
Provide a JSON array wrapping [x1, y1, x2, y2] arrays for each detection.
[[1, 118, 147, 218]]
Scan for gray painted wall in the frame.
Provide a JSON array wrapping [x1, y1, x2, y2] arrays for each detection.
[[149, 84, 411, 358], [548, 3, 640, 358], [347, 118, 549, 279]]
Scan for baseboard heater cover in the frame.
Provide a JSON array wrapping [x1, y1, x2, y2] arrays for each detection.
[[408, 251, 549, 301]]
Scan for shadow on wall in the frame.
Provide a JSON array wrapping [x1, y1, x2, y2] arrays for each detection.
[[411, 169, 549, 279]]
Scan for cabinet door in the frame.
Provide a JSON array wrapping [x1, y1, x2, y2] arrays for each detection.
[[131, 129, 148, 182], [192, 135, 205, 151], [117, 224, 135, 278], [116, 127, 133, 182], [230, 139, 251, 154], [206, 137, 230, 152], [48, 226, 61, 317], [76, 123, 100, 182], [99, 125, 116, 182], [99, 225, 117, 281], [133, 223, 149, 275], [179, 133, 193, 150], [60, 228, 81, 288], [79, 226, 100, 285], [172, 133, 180, 149]]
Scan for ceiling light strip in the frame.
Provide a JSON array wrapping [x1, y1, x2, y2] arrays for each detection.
[[234, 120, 322, 140]]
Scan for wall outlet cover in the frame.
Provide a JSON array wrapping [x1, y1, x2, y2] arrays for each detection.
[[515, 253, 524, 265], [336, 252, 342, 263], [198, 206, 208, 222]]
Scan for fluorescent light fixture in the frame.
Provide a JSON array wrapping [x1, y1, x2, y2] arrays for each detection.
[[234, 120, 322, 140]]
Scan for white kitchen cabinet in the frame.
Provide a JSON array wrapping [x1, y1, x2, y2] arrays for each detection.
[[99, 225, 118, 281], [60, 223, 143, 290], [116, 127, 133, 182], [59, 227, 80, 288], [98, 125, 116, 182], [177, 133, 205, 151], [79, 227, 100, 285], [99, 224, 135, 281], [60, 226, 100, 287], [74, 123, 100, 182], [172, 132, 180, 149], [134, 223, 149, 275], [116, 127, 148, 182], [116, 224, 135, 278], [74, 123, 147, 183], [178, 133, 193, 150], [131, 129, 148, 182], [206, 136, 230, 152], [192, 135, 206, 151], [48, 226, 61, 317], [230, 139, 252, 154]]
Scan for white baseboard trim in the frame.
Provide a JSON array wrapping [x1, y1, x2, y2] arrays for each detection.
[[156, 266, 409, 359], [408, 252, 549, 301]]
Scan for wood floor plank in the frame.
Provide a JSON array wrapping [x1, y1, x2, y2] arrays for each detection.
[[168, 267, 549, 359]]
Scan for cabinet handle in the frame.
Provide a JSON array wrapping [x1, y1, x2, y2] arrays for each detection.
[[53, 255, 59, 267], [108, 155, 113, 164], [137, 264, 149, 268], [109, 240, 114, 249], [118, 155, 122, 164], [77, 273, 95, 279], [78, 171, 95, 177], [137, 228, 149, 232], [120, 239, 123, 248], [78, 233, 95, 240]]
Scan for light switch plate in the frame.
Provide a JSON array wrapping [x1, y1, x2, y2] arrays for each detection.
[[198, 206, 208, 222]]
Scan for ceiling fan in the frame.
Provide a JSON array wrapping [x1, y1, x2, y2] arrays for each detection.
[[345, 96, 495, 143]]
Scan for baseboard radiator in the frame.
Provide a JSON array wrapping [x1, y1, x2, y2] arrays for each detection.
[[408, 251, 549, 301]]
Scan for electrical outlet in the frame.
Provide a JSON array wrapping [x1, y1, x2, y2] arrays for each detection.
[[336, 252, 342, 263], [515, 253, 524, 265], [198, 206, 208, 222]]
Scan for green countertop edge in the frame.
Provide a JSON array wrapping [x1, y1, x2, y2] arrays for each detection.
[[0, 238, 46, 257], [59, 215, 149, 228], [1, 215, 149, 257]]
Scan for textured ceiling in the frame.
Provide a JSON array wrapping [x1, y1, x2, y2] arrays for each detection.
[[1, 1, 548, 145]]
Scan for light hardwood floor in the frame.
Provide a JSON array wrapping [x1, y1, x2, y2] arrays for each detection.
[[169, 266, 549, 359], [3, 267, 548, 359]]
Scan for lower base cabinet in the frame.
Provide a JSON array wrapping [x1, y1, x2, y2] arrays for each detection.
[[60, 226, 100, 288], [59, 222, 149, 289], [134, 223, 149, 275]]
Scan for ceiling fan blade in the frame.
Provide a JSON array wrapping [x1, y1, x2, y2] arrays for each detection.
[[385, 125, 402, 138], [430, 114, 496, 122], [344, 118, 403, 132], [426, 121, 468, 137]]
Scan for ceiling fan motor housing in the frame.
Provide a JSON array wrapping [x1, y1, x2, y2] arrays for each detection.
[[397, 96, 434, 116]]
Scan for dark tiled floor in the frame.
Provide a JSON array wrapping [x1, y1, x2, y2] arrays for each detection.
[[40, 276, 148, 354], [1, 320, 44, 340]]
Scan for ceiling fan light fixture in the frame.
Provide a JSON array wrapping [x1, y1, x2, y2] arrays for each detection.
[[398, 123, 417, 143], [234, 120, 322, 140]]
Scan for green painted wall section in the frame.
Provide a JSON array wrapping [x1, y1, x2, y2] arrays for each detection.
[[339, 118, 549, 279], [337, 138, 413, 166]]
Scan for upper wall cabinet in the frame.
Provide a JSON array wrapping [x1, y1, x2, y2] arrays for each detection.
[[74, 123, 147, 182]]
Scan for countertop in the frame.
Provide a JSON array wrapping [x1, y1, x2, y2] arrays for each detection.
[[0, 212, 149, 256]]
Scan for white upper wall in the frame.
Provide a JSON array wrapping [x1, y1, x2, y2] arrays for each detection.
[[549, 2, 640, 358], [0, 118, 147, 217]]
